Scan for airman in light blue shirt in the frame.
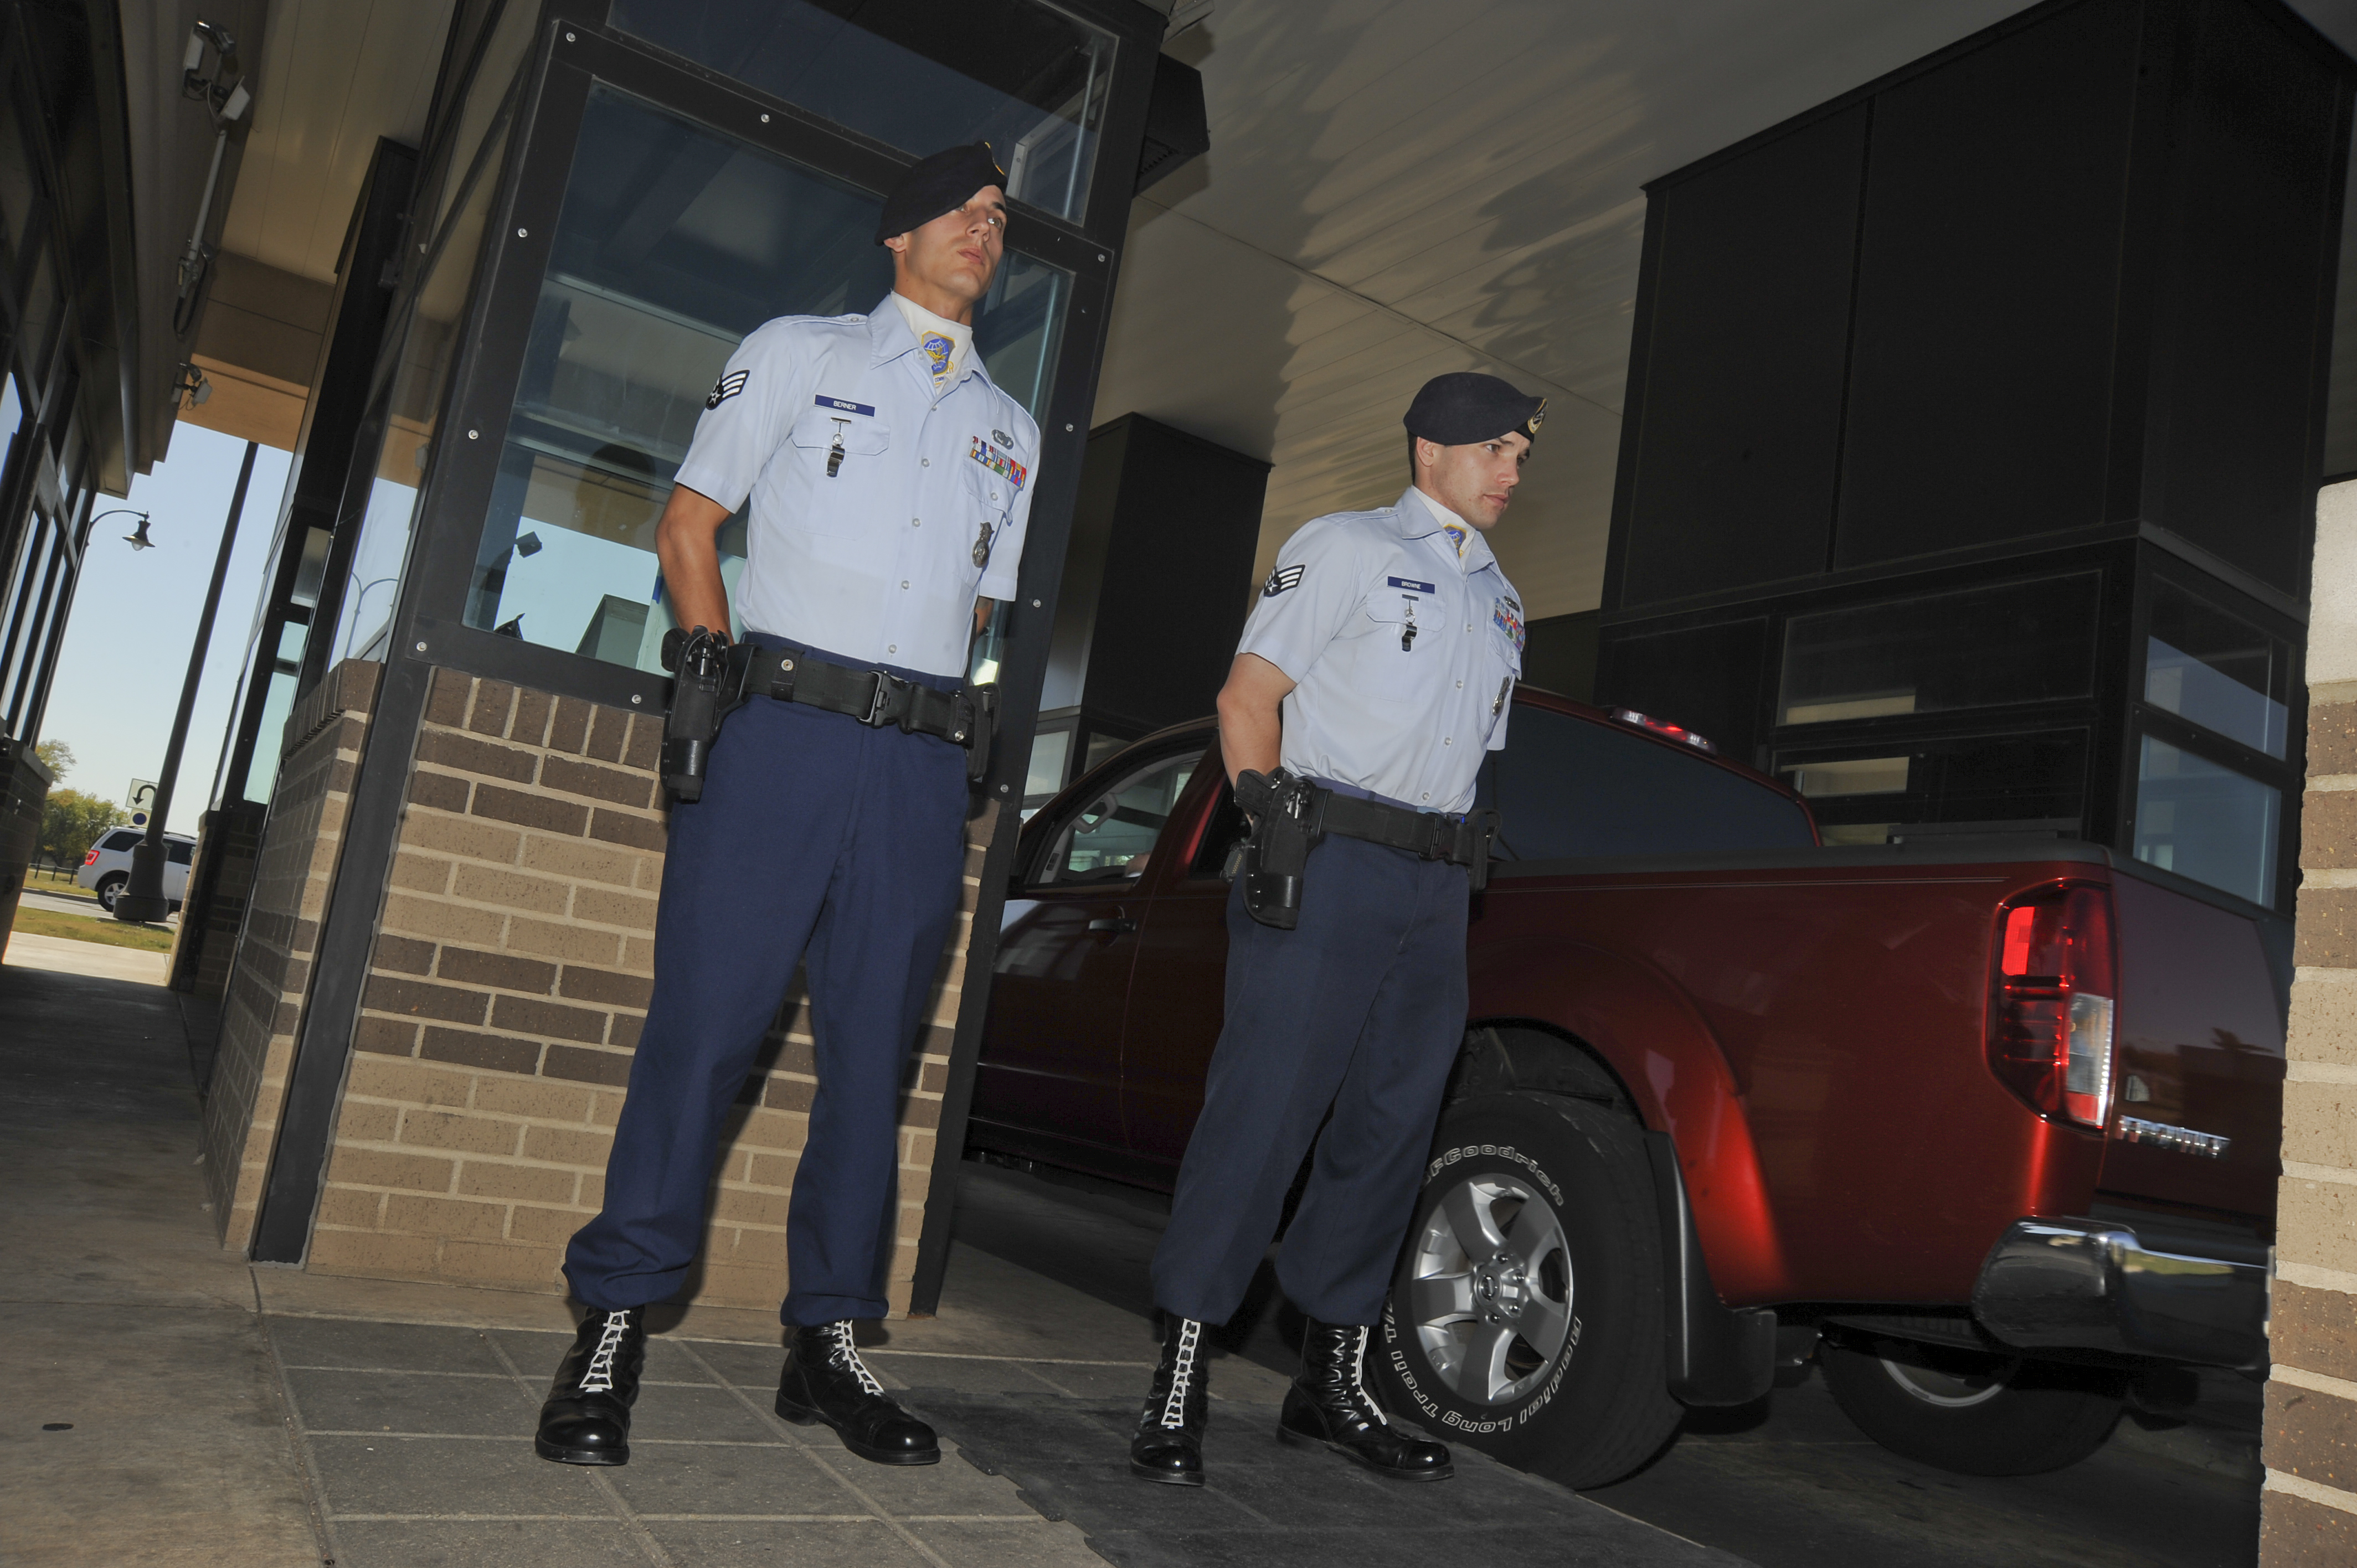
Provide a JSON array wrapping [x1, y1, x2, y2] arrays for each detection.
[[1237, 484, 1522, 813], [671, 296, 1038, 679]]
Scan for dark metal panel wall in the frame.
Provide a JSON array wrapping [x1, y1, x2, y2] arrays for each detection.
[[1833, 0, 2145, 570], [1615, 105, 1868, 606]]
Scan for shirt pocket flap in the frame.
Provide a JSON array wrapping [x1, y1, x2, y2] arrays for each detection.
[[1361, 596, 1423, 628], [963, 453, 1017, 515], [789, 405, 891, 456]]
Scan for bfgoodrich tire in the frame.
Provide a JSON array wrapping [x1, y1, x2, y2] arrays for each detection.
[[1372, 1092, 1681, 1488], [1819, 1334, 2123, 1476]]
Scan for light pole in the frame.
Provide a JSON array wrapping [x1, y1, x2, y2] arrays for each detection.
[[116, 440, 258, 924]]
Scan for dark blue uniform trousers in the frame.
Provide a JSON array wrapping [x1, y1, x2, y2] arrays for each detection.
[[1151, 830, 1470, 1328], [563, 638, 968, 1325]]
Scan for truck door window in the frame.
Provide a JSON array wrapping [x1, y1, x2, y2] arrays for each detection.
[[1477, 707, 1814, 860], [1035, 750, 1200, 886]]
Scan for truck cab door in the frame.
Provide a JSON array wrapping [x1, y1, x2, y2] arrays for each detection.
[[973, 746, 1205, 1173], [1119, 766, 1251, 1178]]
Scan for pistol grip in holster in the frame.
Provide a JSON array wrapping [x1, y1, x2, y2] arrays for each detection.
[[658, 629, 744, 803], [1237, 768, 1324, 931]]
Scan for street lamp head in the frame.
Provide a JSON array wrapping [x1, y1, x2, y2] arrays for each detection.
[[94, 508, 153, 550]]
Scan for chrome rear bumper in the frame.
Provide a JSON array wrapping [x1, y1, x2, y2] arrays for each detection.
[[1971, 1217, 2268, 1370]]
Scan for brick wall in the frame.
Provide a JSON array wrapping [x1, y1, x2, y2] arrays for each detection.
[[201, 661, 379, 1246], [168, 800, 269, 999], [2265, 480, 2357, 1564], [302, 667, 984, 1314]]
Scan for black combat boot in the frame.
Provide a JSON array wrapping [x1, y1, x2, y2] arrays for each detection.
[[536, 1307, 646, 1466], [1278, 1317, 1452, 1482], [775, 1321, 940, 1465], [1129, 1313, 1210, 1486]]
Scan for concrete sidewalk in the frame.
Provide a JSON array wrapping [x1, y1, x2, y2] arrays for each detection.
[[0, 946, 1743, 1568]]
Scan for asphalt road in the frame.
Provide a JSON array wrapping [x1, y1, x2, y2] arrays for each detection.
[[946, 1158, 2264, 1568]]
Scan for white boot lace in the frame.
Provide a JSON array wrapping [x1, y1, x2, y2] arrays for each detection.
[[825, 1321, 885, 1397], [1157, 1317, 1203, 1430], [1347, 1325, 1388, 1428], [579, 1312, 630, 1395]]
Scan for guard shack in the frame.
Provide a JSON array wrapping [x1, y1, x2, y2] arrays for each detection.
[[191, 0, 1180, 1318]]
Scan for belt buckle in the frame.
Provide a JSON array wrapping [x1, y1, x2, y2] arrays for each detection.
[[861, 672, 893, 727]]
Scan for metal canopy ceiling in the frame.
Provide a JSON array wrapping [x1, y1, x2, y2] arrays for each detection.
[[1096, 0, 2357, 620], [187, 0, 2357, 615], [217, 0, 452, 283]]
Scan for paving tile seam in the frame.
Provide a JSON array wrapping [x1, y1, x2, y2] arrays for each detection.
[[259, 1309, 1155, 1366], [252, 1293, 344, 1566], [668, 1338, 960, 1568], [324, 1512, 1050, 1524], [307, 1431, 796, 1446], [285, 1364, 723, 1390]]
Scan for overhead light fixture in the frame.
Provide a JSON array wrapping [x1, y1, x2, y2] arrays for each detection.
[[173, 21, 254, 336]]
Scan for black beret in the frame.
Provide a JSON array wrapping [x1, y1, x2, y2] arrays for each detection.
[[1403, 372, 1546, 446], [875, 143, 1008, 245]]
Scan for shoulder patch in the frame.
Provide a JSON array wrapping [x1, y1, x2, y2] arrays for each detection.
[[705, 370, 749, 410], [1262, 564, 1305, 598]]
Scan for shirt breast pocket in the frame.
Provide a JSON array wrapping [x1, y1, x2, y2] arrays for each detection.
[[785, 406, 892, 535], [960, 456, 1016, 569], [1491, 613, 1525, 681]]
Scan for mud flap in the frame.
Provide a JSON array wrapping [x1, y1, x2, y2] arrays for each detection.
[[1643, 1129, 1777, 1406]]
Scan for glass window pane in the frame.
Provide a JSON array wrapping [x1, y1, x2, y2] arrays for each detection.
[[610, 0, 1114, 224], [434, 0, 539, 241], [1779, 574, 2101, 726], [1043, 751, 1196, 884], [1475, 706, 1816, 862], [2133, 735, 2279, 906], [465, 85, 1073, 670], [0, 95, 33, 284], [0, 374, 22, 485], [289, 527, 332, 608], [1022, 726, 1071, 813], [2143, 578, 2288, 758], [1774, 728, 2090, 844], [328, 121, 511, 668], [239, 670, 299, 803], [19, 235, 62, 381]]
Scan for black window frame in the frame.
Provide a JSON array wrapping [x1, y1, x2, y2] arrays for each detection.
[[374, 11, 1136, 715]]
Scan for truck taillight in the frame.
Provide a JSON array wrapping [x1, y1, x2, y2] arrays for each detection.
[[1988, 883, 2116, 1130]]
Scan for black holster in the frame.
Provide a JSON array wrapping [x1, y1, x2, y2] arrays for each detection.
[[659, 627, 740, 802], [1234, 768, 1325, 930]]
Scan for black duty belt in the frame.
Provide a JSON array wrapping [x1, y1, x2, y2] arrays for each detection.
[[1319, 791, 1499, 871], [723, 644, 992, 775]]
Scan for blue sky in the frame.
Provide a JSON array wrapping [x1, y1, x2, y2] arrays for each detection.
[[41, 424, 291, 833]]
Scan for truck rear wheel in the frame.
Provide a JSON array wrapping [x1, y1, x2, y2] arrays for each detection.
[[1819, 1334, 2123, 1476], [1372, 1092, 1681, 1488]]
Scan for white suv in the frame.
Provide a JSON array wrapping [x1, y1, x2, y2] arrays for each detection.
[[76, 828, 194, 915]]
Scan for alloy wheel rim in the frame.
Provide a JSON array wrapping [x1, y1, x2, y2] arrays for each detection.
[[1403, 1172, 1574, 1405]]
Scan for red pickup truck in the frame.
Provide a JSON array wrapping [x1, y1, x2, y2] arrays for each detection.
[[969, 688, 2284, 1487]]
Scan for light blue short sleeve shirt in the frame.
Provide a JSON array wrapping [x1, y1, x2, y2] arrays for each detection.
[[1236, 487, 1525, 814], [671, 295, 1039, 677]]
